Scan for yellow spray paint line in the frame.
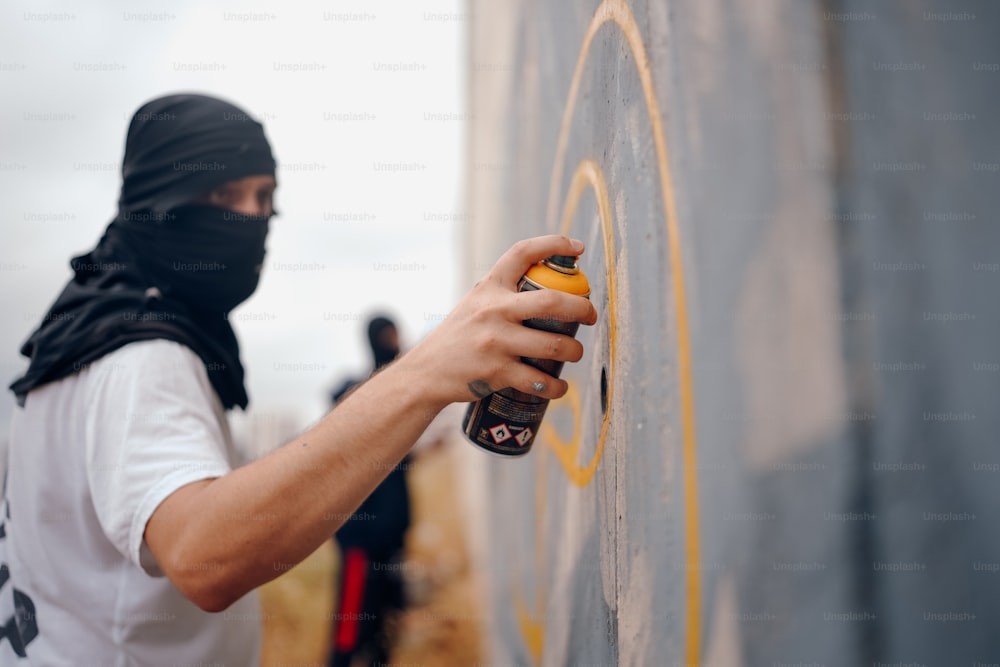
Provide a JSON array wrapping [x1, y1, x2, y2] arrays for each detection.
[[524, 158, 617, 663], [514, 404, 549, 665], [537, 0, 703, 664], [533, 436, 547, 656], [513, 438, 548, 662], [514, 588, 544, 660], [514, 379, 560, 664], [544, 159, 617, 488], [515, 161, 618, 666]]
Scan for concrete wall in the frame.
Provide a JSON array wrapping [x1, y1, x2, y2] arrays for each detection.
[[462, 1, 999, 665], [828, 1, 1000, 664]]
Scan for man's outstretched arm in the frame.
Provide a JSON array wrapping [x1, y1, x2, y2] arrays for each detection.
[[144, 235, 598, 611]]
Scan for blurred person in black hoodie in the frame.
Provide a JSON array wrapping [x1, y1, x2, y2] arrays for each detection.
[[328, 315, 410, 667]]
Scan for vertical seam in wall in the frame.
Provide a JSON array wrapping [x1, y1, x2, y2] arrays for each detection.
[[818, 0, 880, 662]]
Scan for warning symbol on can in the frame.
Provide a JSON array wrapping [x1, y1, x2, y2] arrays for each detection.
[[490, 424, 512, 444], [515, 428, 533, 447]]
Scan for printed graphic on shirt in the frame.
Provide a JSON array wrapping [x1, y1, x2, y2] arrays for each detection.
[[0, 499, 39, 659]]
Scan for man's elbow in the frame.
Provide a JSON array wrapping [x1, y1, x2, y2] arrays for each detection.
[[189, 589, 238, 614], [160, 552, 245, 613], [145, 479, 240, 610], [176, 573, 245, 613], [188, 594, 239, 614]]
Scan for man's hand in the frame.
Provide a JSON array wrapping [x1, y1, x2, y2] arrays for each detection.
[[402, 235, 598, 407]]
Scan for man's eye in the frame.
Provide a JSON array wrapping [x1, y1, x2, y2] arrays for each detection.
[[211, 188, 232, 202]]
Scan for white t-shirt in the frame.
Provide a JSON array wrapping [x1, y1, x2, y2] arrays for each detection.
[[0, 339, 261, 666]]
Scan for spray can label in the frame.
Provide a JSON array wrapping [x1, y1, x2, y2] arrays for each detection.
[[462, 255, 590, 456]]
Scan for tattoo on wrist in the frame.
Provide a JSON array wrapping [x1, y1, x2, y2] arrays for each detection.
[[468, 379, 493, 399]]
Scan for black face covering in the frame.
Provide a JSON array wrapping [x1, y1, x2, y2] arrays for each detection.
[[123, 204, 269, 313], [10, 93, 277, 410]]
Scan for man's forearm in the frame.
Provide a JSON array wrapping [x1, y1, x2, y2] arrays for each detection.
[[146, 356, 445, 611]]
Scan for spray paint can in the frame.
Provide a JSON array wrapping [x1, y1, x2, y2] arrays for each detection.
[[462, 254, 590, 456]]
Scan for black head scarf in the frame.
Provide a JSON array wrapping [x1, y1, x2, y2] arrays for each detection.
[[10, 93, 277, 410], [367, 316, 399, 371]]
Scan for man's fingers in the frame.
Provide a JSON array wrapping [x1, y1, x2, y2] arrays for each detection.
[[492, 235, 585, 287], [502, 363, 570, 400], [507, 288, 597, 325], [501, 326, 585, 363]]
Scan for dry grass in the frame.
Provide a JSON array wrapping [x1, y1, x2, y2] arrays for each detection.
[[259, 540, 336, 666], [260, 439, 485, 666]]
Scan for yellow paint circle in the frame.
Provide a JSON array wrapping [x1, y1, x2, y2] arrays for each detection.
[[539, 159, 617, 488], [520, 0, 704, 665]]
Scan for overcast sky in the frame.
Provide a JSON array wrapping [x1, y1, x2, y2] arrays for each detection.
[[0, 0, 468, 435]]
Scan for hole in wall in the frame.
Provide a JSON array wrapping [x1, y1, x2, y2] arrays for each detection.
[[600, 365, 608, 416]]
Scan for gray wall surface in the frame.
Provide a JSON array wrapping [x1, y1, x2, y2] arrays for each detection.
[[463, 1, 999, 665]]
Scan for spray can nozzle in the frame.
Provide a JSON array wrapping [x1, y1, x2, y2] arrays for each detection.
[[543, 255, 580, 273]]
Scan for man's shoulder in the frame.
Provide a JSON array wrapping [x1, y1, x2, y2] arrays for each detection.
[[21, 339, 207, 409], [90, 339, 206, 377], [78, 339, 216, 407]]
